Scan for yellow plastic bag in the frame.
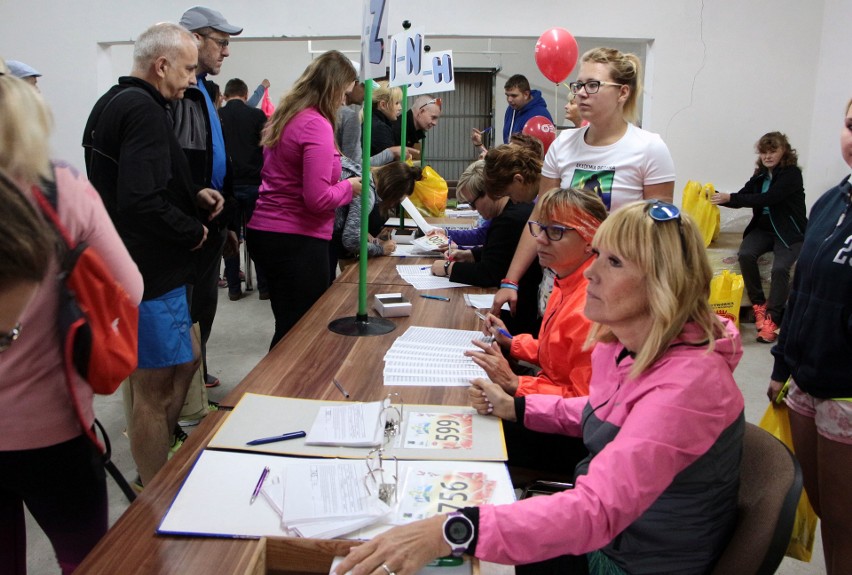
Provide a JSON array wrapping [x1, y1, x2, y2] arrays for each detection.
[[681, 180, 720, 247], [708, 270, 744, 329], [410, 165, 448, 217], [758, 402, 819, 562]]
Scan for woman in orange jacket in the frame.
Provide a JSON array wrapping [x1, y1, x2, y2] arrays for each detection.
[[466, 187, 607, 399]]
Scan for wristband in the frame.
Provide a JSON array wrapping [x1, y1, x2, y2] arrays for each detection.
[[500, 279, 519, 287], [500, 283, 519, 291], [444, 260, 452, 277]]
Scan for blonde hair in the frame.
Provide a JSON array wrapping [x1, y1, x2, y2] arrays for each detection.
[[0, 74, 53, 184], [456, 160, 486, 204], [261, 50, 356, 148], [0, 169, 53, 289], [372, 81, 402, 110], [582, 47, 642, 123], [586, 201, 727, 378]]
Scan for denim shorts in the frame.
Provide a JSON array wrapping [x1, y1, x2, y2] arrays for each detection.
[[137, 286, 194, 369], [786, 379, 852, 445]]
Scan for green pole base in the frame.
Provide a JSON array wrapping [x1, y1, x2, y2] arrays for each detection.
[[327, 315, 396, 337]]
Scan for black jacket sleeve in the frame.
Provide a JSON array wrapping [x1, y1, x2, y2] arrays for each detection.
[[450, 202, 532, 287], [724, 166, 804, 209]]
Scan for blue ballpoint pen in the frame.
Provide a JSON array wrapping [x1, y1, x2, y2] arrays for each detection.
[[246, 430, 306, 446], [420, 294, 450, 301]]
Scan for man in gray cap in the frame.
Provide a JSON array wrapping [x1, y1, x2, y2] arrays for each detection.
[[6, 60, 42, 89], [172, 6, 242, 394]]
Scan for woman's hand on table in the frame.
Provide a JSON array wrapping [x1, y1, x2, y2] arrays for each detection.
[[331, 515, 448, 575], [446, 247, 473, 263], [469, 377, 517, 421], [465, 339, 518, 394]]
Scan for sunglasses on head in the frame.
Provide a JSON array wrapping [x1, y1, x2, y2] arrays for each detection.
[[419, 97, 442, 110], [644, 200, 687, 255]]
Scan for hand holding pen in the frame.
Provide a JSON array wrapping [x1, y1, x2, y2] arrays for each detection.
[[474, 310, 513, 348]]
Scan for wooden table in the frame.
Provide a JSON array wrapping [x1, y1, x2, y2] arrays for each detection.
[[77, 273, 499, 575]]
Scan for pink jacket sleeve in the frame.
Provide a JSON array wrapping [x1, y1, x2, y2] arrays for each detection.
[[299, 116, 352, 212], [474, 347, 743, 565]]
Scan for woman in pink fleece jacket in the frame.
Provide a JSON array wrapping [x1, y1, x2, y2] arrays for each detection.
[[0, 74, 143, 575], [247, 50, 361, 348], [334, 201, 745, 575]]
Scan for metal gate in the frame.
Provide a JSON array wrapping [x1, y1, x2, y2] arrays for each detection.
[[420, 68, 495, 183]]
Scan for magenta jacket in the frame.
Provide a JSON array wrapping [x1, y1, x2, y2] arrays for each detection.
[[476, 320, 745, 573], [249, 107, 352, 240]]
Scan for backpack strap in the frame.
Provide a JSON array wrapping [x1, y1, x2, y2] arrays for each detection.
[[83, 86, 153, 169]]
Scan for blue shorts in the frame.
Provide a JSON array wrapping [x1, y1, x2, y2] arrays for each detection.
[[137, 286, 194, 369]]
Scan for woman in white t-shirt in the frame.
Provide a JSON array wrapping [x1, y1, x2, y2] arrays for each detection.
[[492, 46, 675, 317]]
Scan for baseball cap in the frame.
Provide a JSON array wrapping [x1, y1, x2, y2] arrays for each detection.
[[179, 6, 243, 35], [6, 60, 42, 79]]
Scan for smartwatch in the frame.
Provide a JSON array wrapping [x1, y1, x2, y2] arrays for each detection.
[[443, 260, 452, 277], [442, 512, 475, 557]]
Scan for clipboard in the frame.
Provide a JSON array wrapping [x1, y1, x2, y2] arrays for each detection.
[[207, 393, 507, 461]]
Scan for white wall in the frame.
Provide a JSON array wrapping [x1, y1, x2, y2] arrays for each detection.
[[1, 0, 850, 208]]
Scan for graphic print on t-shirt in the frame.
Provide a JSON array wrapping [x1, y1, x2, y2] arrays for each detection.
[[571, 169, 615, 210]]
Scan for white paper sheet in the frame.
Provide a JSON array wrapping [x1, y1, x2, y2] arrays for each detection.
[[383, 327, 489, 386], [395, 265, 471, 290]]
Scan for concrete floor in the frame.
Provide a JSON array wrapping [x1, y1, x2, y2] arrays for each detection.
[[25, 278, 827, 574]]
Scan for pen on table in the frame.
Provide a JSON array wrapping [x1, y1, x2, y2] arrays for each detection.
[[420, 294, 450, 301], [246, 430, 306, 446], [427, 556, 464, 567], [249, 466, 270, 504], [420, 266, 431, 270], [333, 377, 351, 399]]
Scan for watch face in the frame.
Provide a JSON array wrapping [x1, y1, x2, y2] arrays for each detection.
[[446, 516, 472, 544]]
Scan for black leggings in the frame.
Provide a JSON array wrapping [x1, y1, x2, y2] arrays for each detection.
[[246, 229, 332, 349], [0, 434, 108, 575]]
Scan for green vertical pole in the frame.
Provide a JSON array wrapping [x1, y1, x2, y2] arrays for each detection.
[[358, 79, 374, 318], [397, 83, 409, 231]]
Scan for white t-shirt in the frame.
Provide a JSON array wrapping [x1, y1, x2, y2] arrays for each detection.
[[541, 123, 675, 211]]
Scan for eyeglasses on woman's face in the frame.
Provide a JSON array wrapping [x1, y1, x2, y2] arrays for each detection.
[[568, 80, 624, 95], [528, 220, 574, 241]]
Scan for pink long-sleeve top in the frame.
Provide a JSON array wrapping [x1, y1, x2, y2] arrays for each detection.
[[249, 107, 353, 240], [510, 259, 593, 398], [0, 163, 143, 451], [475, 320, 745, 571]]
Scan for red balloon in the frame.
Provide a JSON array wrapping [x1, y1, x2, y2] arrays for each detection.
[[535, 28, 579, 84], [522, 116, 557, 155]]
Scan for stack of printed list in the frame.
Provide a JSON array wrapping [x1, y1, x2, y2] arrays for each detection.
[[260, 459, 391, 539], [382, 326, 490, 387]]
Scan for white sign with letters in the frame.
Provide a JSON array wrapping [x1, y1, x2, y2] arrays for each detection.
[[408, 50, 455, 96], [389, 27, 425, 87], [360, 0, 389, 81]]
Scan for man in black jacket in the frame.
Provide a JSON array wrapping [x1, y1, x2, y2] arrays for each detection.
[[82, 23, 223, 487], [175, 6, 243, 389], [219, 77, 269, 300]]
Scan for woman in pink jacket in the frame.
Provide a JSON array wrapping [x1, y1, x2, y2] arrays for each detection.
[[334, 201, 744, 575], [0, 73, 143, 575], [247, 50, 361, 348]]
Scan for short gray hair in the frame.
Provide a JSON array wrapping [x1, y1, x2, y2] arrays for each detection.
[[133, 22, 194, 72]]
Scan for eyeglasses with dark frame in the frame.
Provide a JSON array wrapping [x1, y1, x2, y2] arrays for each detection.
[[644, 200, 687, 255], [199, 33, 230, 48], [419, 97, 442, 110], [568, 80, 624, 95], [467, 192, 484, 210], [0, 322, 22, 353], [528, 220, 575, 242]]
